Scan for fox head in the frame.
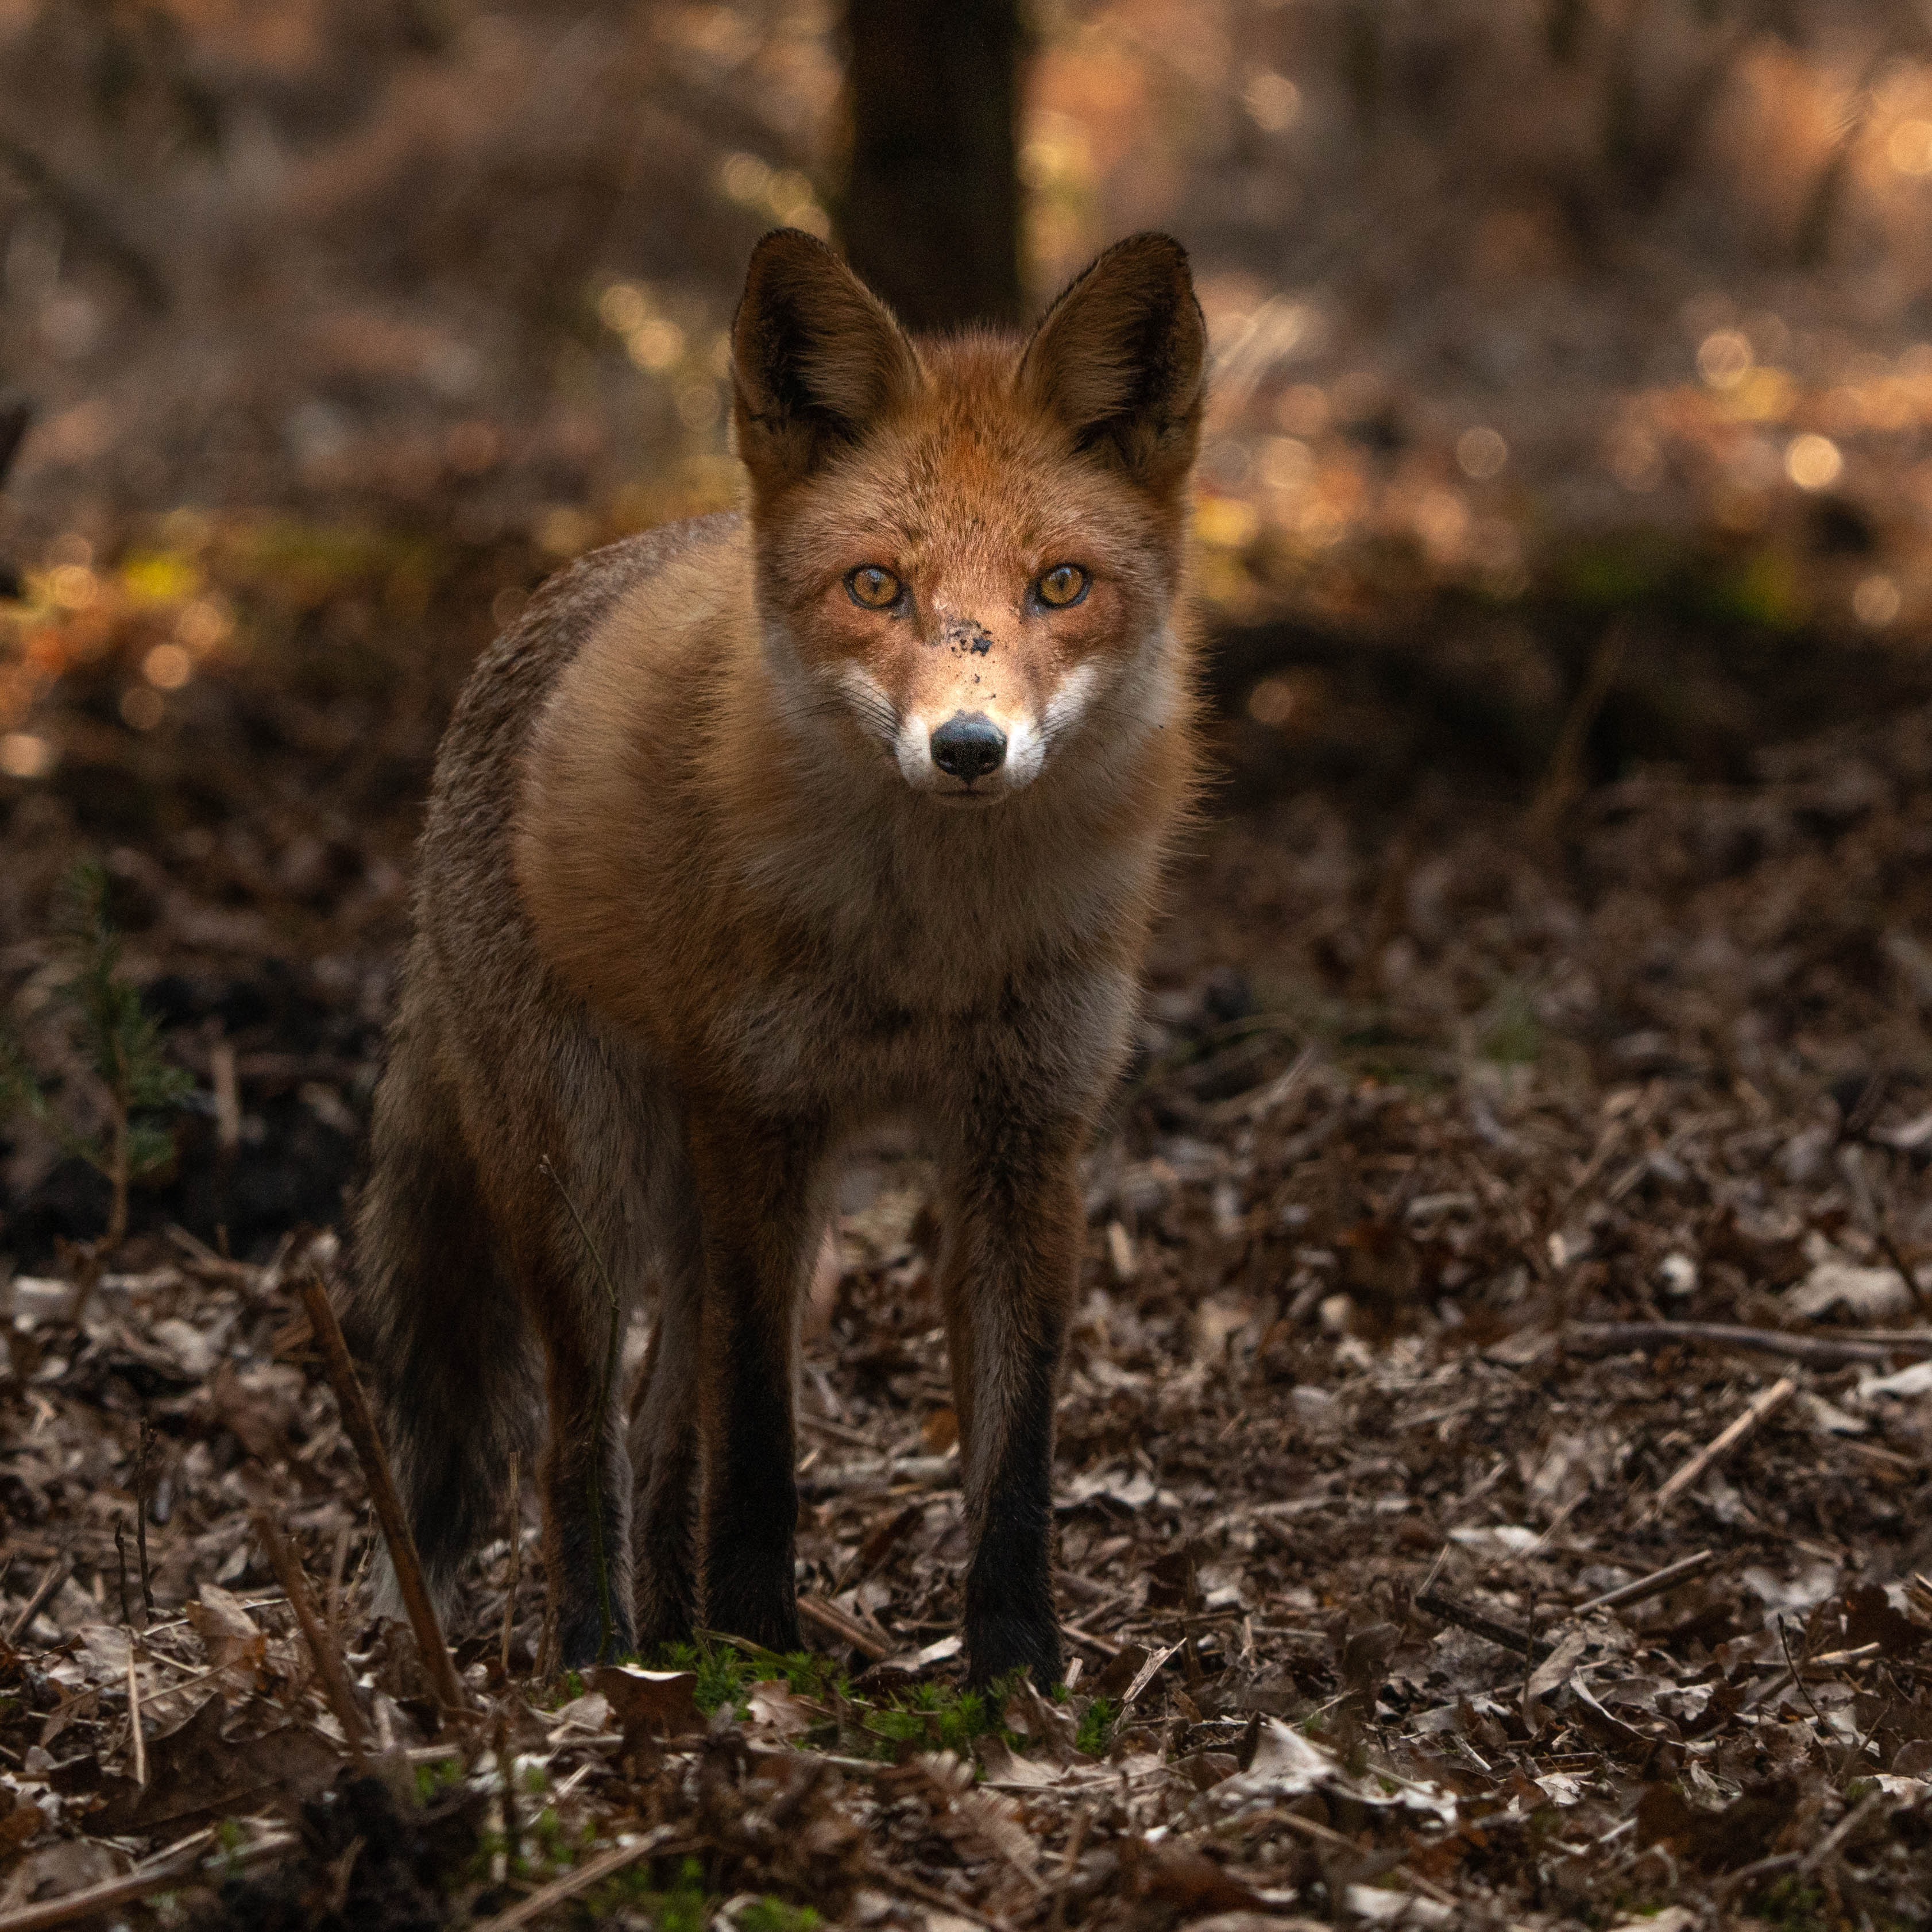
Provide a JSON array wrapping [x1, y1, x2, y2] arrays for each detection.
[[730, 229, 1205, 805]]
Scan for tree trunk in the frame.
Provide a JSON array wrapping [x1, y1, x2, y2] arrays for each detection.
[[839, 0, 1024, 333]]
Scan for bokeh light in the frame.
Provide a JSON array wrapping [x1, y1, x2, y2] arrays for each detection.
[[1455, 427, 1508, 481], [1785, 433, 1843, 490]]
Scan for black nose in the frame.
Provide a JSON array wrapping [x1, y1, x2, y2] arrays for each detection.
[[930, 711, 1007, 782]]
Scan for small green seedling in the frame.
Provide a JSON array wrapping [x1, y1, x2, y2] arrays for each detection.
[[0, 861, 194, 1263]]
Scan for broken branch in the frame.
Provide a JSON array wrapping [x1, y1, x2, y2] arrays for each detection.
[[4, 1553, 71, 1648], [124, 1648, 146, 1789], [470, 1826, 681, 1931], [1645, 1376, 1798, 1518], [796, 1592, 892, 1661], [297, 1265, 467, 1711], [1570, 1548, 1715, 1617], [253, 1510, 368, 1765], [1415, 1590, 1554, 1663], [1568, 1322, 1923, 1368], [0, 1830, 295, 1932]]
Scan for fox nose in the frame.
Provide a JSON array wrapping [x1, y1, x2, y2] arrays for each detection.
[[930, 711, 1007, 782]]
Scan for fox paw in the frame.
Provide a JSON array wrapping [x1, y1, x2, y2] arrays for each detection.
[[557, 1603, 637, 1671], [965, 1613, 1063, 1693]]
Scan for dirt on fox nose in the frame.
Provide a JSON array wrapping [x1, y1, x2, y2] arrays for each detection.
[[938, 617, 994, 656]]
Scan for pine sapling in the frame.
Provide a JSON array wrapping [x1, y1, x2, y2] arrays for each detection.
[[0, 861, 194, 1297]]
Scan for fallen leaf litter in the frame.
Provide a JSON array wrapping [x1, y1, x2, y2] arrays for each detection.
[[2, 701, 1932, 1929]]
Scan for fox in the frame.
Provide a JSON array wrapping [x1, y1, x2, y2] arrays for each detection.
[[341, 227, 1207, 1688]]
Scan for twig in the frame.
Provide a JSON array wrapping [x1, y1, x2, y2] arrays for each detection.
[[165, 1222, 254, 1284], [1415, 1590, 1554, 1663], [797, 1592, 892, 1661], [5, 1553, 71, 1647], [253, 1510, 368, 1765], [210, 1038, 241, 1158], [61, 1255, 102, 1327], [133, 1419, 156, 1620], [0, 1829, 295, 1932], [1777, 1614, 1833, 1738], [1714, 1849, 1802, 1903], [327, 1521, 351, 1645], [1060, 1619, 1124, 1659], [502, 1451, 523, 1679], [114, 1517, 134, 1626], [297, 1266, 467, 1711], [1119, 1640, 1181, 1708], [1799, 1785, 1885, 1872], [496, 1707, 519, 1879], [539, 1156, 625, 1667], [1571, 1549, 1715, 1617], [1842, 1691, 1895, 1785], [1528, 621, 1626, 838], [1212, 1806, 1452, 1903], [1568, 1322, 1922, 1369], [469, 1826, 681, 1930], [125, 1648, 146, 1789], [1645, 1376, 1798, 1517]]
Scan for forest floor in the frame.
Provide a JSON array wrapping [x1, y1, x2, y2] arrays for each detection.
[[2, 524, 1932, 1931]]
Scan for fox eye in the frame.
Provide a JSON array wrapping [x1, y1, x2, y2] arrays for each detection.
[[846, 565, 902, 610], [1035, 564, 1089, 608]]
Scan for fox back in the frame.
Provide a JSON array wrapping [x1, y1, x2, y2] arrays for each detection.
[[345, 230, 1207, 1684]]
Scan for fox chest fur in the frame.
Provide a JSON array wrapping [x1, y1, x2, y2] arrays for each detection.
[[510, 516, 1183, 1134]]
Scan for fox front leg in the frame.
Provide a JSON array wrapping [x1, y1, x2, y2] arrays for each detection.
[[938, 1115, 1084, 1691], [687, 1109, 824, 1653]]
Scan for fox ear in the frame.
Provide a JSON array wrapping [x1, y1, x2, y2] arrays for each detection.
[[1018, 233, 1206, 490], [731, 229, 921, 488]]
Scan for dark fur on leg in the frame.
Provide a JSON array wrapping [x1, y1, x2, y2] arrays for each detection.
[[628, 1263, 702, 1652], [940, 1115, 1081, 1691], [690, 1112, 820, 1654]]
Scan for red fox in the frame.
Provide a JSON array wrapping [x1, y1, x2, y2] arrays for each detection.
[[343, 229, 1205, 1686]]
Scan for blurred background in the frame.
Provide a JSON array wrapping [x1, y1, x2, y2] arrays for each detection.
[[7, 0, 1932, 1255]]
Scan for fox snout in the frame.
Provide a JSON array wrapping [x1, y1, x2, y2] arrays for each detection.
[[930, 711, 1006, 782], [890, 693, 1042, 801], [881, 667, 1103, 802]]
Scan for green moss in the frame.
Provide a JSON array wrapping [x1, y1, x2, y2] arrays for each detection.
[[648, 1635, 849, 1721], [585, 1853, 710, 1929], [652, 1637, 754, 1717], [864, 1670, 1029, 1757], [412, 1756, 463, 1804], [1747, 1877, 1829, 1932], [736, 1900, 821, 1932], [1075, 1696, 1118, 1758], [1478, 983, 1543, 1066]]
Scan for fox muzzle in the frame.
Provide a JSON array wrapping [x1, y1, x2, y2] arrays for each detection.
[[929, 710, 1007, 782]]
